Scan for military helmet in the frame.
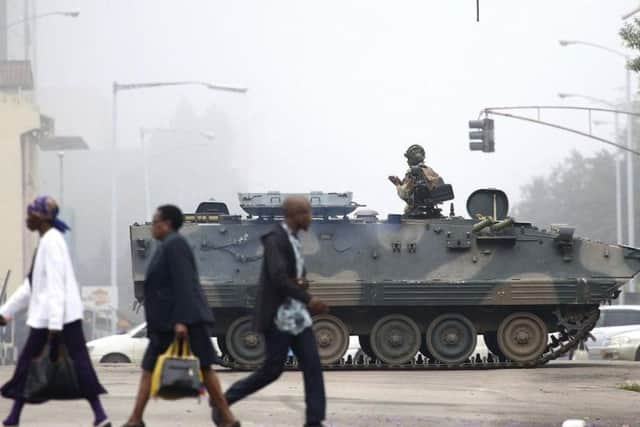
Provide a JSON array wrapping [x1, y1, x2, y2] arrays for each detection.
[[404, 144, 425, 159]]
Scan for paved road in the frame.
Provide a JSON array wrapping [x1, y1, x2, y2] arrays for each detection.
[[0, 361, 637, 427]]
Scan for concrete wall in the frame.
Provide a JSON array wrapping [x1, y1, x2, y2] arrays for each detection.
[[0, 92, 40, 295]]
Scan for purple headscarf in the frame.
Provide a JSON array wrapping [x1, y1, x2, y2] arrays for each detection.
[[27, 196, 70, 233]]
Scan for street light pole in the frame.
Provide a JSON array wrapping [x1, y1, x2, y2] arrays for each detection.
[[10, 6, 78, 96], [1, 10, 80, 31], [23, 0, 29, 62], [0, 0, 7, 60], [111, 80, 246, 296], [558, 40, 635, 246], [625, 66, 635, 247], [110, 83, 118, 293], [615, 113, 624, 246], [57, 151, 64, 208], [140, 129, 151, 222]]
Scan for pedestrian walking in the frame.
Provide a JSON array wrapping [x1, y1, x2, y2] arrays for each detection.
[[215, 196, 329, 427], [122, 204, 239, 427], [0, 196, 111, 427]]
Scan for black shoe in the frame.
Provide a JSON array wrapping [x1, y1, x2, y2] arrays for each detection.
[[304, 423, 327, 427], [120, 422, 144, 427]]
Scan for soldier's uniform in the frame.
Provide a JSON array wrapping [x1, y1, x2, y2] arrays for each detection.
[[392, 144, 443, 211], [396, 165, 442, 204]]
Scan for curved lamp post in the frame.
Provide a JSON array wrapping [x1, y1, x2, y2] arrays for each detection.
[[558, 92, 623, 245], [110, 80, 247, 293], [559, 39, 635, 247], [2, 10, 79, 30]]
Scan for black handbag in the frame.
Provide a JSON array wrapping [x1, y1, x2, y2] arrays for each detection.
[[153, 339, 203, 400], [23, 342, 82, 402]]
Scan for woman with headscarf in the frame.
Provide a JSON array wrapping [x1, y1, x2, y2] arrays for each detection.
[[0, 196, 111, 427]]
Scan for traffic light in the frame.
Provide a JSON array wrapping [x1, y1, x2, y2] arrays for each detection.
[[468, 118, 495, 152]]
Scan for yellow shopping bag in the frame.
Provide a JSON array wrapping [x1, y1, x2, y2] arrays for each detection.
[[150, 338, 204, 400]]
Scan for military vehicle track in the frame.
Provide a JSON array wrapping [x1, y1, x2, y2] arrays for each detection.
[[216, 308, 600, 371]]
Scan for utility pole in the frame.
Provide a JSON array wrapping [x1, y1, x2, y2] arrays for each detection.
[[110, 80, 247, 298], [31, 0, 36, 89], [625, 67, 635, 247], [23, 0, 29, 61], [0, 0, 7, 60], [57, 151, 64, 208]]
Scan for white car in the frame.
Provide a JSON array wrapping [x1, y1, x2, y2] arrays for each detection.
[[86, 323, 221, 364], [600, 329, 640, 361], [86, 323, 150, 364], [587, 305, 640, 359]]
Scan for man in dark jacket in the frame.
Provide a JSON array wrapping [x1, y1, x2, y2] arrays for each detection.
[[122, 205, 239, 427], [216, 196, 328, 427]]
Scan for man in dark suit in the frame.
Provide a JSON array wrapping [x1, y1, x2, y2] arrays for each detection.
[[215, 197, 328, 427], [122, 205, 239, 427]]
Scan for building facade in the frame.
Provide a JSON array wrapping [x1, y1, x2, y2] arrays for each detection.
[[0, 61, 41, 298]]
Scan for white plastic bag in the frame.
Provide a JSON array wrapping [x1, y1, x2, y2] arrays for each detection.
[[275, 298, 312, 335]]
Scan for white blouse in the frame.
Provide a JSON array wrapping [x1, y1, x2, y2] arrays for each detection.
[[0, 228, 84, 330]]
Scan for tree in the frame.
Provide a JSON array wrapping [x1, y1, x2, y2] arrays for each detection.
[[620, 18, 640, 248], [620, 18, 640, 72], [513, 150, 617, 243]]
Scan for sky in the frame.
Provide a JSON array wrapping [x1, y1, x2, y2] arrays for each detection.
[[7, 0, 637, 216], [11, 0, 635, 217]]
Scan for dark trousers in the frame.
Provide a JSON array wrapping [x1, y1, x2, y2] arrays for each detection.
[[225, 326, 326, 425], [1, 320, 106, 403]]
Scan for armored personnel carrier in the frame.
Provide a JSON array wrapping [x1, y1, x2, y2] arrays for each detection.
[[129, 188, 640, 369]]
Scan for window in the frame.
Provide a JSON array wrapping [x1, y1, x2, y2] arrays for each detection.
[[597, 310, 640, 327]]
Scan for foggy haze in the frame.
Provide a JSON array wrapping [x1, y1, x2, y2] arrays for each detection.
[[26, 1, 636, 210], [5, 0, 638, 317]]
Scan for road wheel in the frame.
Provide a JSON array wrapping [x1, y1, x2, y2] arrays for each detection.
[[312, 315, 349, 365], [426, 313, 477, 365], [100, 353, 131, 364], [358, 335, 375, 359], [370, 314, 421, 364], [226, 316, 265, 367], [497, 312, 548, 364]]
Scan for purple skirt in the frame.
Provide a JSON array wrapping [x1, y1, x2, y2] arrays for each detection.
[[1, 320, 107, 403]]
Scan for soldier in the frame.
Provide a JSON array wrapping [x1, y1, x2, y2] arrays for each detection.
[[388, 144, 443, 210]]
